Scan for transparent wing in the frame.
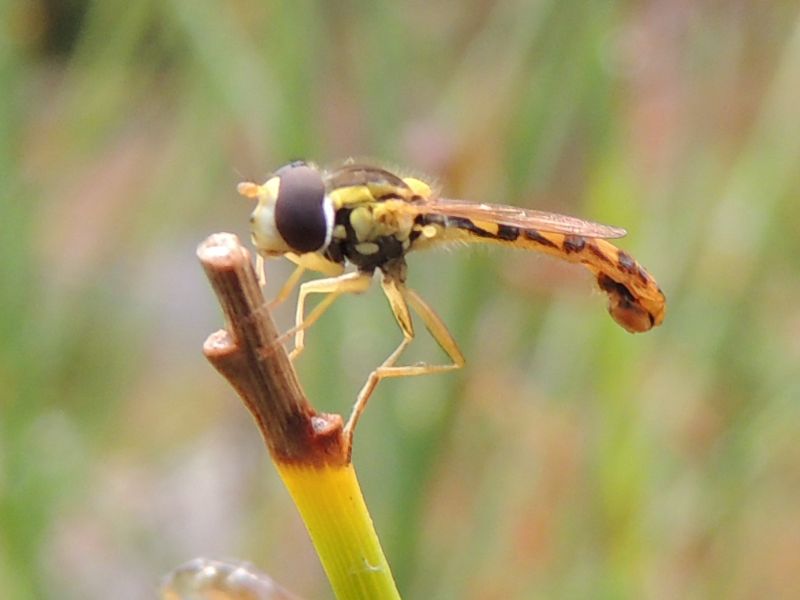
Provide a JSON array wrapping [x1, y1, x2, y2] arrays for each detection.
[[415, 197, 627, 239]]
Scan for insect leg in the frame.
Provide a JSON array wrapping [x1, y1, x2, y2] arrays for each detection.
[[269, 264, 305, 308], [343, 278, 465, 441], [402, 286, 466, 372], [286, 270, 373, 361], [256, 254, 266, 287]]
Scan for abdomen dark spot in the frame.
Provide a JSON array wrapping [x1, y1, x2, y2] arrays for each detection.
[[617, 250, 637, 274], [495, 225, 520, 241], [524, 229, 558, 249], [563, 235, 586, 254]]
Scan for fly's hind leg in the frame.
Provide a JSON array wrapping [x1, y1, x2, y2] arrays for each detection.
[[343, 277, 465, 442], [284, 270, 373, 361]]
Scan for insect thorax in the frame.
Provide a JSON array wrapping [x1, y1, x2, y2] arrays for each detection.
[[323, 201, 419, 273]]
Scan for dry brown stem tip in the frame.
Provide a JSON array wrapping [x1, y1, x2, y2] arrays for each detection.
[[197, 233, 348, 466]]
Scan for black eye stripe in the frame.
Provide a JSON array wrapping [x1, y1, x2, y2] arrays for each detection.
[[273, 164, 328, 253]]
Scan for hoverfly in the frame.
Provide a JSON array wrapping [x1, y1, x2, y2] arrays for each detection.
[[239, 161, 665, 438]]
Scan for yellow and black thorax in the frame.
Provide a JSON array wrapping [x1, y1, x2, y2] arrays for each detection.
[[320, 164, 434, 273]]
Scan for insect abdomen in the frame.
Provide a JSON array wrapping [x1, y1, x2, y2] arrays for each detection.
[[416, 214, 665, 333]]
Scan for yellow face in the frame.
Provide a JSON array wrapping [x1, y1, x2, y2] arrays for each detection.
[[246, 176, 292, 256]]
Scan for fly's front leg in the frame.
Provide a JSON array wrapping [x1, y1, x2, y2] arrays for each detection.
[[256, 254, 266, 287], [286, 270, 373, 361], [344, 277, 465, 442]]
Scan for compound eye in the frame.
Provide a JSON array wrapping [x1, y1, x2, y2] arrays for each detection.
[[273, 164, 329, 253], [275, 159, 308, 175]]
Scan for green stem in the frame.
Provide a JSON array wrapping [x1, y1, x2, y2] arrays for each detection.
[[277, 462, 400, 600]]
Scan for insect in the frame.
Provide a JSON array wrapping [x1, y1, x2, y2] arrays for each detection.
[[239, 161, 665, 438]]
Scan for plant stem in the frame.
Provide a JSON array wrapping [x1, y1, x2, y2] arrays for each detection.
[[277, 462, 400, 600], [197, 233, 400, 599]]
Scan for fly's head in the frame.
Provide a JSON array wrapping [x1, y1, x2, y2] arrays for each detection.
[[239, 161, 334, 257]]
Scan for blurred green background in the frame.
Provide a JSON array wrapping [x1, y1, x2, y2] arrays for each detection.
[[2, 1, 800, 598]]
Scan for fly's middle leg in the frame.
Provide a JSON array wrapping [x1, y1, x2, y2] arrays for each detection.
[[268, 264, 306, 308]]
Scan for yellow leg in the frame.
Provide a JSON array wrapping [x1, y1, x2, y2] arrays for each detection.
[[343, 277, 465, 441], [404, 286, 466, 369], [269, 264, 306, 308], [256, 254, 266, 287], [285, 271, 374, 361]]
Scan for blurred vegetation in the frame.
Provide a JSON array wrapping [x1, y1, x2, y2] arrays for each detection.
[[2, 1, 800, 598]]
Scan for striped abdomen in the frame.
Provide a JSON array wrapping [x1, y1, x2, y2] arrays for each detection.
[[414, 214, 666, 333]]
